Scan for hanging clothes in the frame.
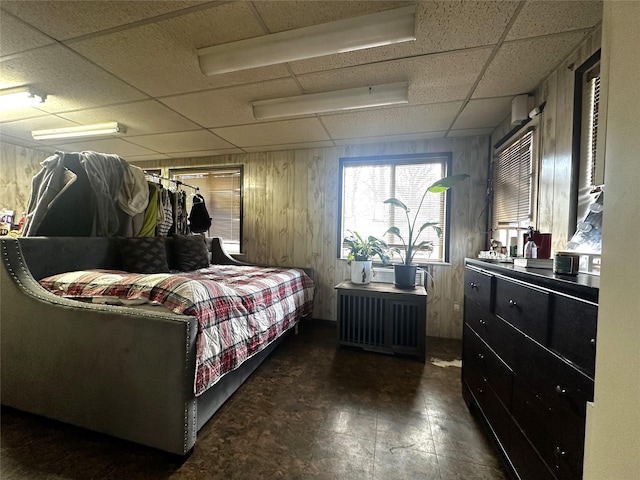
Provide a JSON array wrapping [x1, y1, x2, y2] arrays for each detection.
[[22, 152, 95, 237], [79, 151, 128, 236], [139, 182, 160, 237], [156, 186, 173, 236]]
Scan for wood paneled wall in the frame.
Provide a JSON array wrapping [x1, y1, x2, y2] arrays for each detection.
[[0, 143, 48, 220], [491, 28, 602, 253], [0, 136, 488, 340], [132, 136, 489, 339]]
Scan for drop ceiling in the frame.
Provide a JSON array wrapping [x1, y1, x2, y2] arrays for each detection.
[[0, 0, 602, 162]]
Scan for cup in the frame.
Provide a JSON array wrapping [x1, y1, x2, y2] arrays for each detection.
[[553, 252, 580, 275]]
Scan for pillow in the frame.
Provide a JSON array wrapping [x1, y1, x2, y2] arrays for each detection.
[[172, 234, 210, 271], [117, 237, 170, 273]]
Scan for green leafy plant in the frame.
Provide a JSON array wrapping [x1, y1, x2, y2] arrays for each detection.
[[343, 230, 392, 264], [383, 173, 470, 265]]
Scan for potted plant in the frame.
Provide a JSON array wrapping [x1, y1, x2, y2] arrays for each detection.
[[383, 173, 470, 288], [343, 230, 391, 284]]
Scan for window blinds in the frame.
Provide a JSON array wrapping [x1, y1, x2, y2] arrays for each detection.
[[493, 130, 533, 229]]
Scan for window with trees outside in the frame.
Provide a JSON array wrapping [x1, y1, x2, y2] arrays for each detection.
[[170, 166, 243, 253], [338, 153, 452, 263]]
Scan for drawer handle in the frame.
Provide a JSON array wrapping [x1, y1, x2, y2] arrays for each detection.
[[470, 282, 478, 289], [478, 353, 485, 360], [478, 318, 486, 326], [554, 446, 568, 459], [590, 338, 596, 347], [508, 299, 518, 307], [555, 385, 567, 396]]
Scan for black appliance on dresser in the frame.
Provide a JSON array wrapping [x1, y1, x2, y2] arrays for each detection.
[[462, 259, 598, 480]]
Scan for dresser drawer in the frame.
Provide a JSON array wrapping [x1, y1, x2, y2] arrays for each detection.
[[495, 277, 550, 343], [509, 419, 557, 480], [465, 301, 521, 368], [464, 267, 493, 311], [462, 363, 510, 446], [463, 325, 513, 410], [549, 295, 598, 377], [516, 337, 594, 419], [512, 377, 585, 480]]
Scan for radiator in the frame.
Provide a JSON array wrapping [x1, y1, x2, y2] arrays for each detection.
[[335, 282, 426, 361]]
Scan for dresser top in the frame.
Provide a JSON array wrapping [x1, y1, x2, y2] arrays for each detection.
[[465, 258, 599, 303]]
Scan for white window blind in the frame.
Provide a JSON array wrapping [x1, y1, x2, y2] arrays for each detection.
[[493, 130, 533, 229], [340, 157, 449, 262], [171, 167, 242, 252], [587, 72, 601, 187]]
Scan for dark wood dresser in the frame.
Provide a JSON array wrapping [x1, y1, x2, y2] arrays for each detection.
[[462, 259, 599, 480]]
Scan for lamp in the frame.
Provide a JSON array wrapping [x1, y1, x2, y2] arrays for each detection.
[[252, 82, 409, 120], [198, 6, 416, 75], [0, 86, 45, 110], [32, 122, 125, 140]]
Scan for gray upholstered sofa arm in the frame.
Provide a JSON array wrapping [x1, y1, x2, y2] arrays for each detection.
[[0, 238, 198, 455]]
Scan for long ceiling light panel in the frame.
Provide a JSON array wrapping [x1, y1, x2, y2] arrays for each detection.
[[0, 85, 45, 111], [252, 82, 409, 120], [198, 6, 416, 75], [32, 122, 124, 140]]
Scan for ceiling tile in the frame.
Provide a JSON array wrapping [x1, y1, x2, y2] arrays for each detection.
[[0, 11, 55, 57], [452, 97, 513, 130], [212, 118, 331, 147], [167, 148, 245, 158], [67, 2, 291, 97], [48, 138, 158, 158], [0, 108, 48, 124], [506, 1, 603, 41], [333, 131, 446, 146], [242, 140, 335, 153], [289, 1, 520, 75], [298, 48, 492, 105], [0, 115, 81, 142], [125, 130, 236, 153], [123, 153, 172, 162], [0, 0, 211, 41], [0, 44, 147, 113], [473, 31, 589, 98], [159, 79, 302, 128], [57, 100, 200, 136], [321, 102, 463, 140]]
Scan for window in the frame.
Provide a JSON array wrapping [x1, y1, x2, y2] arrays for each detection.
[[338, 154, 452, 263], [491, 129, 537, 252], [170, 166, 243, 253], [574, 50, 602, 226]]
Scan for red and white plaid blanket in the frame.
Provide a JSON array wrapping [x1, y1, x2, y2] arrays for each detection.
[[39, 265, 314, 396]]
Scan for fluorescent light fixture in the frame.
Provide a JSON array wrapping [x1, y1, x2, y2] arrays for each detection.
[[0, 85, 45, 111], [32, 122, 125, 140], [252, 82, 409, 120], [198, 6, 416, 75]]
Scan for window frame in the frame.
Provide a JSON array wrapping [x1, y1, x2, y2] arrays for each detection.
[[337, 152, 454, 264], [571, 49, 602, 233], [490, 122, 540, 253], [169, 165, 244, 253]]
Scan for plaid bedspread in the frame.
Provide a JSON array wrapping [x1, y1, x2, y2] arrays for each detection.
[[39, 265, 315, 396]]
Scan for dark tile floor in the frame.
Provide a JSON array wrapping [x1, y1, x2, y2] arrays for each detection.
[[1, 321, 509, 480]]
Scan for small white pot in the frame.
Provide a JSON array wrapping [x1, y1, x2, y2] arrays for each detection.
[[350, 260, 373, 284]]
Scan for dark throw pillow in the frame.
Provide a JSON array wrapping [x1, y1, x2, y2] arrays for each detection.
[[117, 237, 170, 274], [172, 234, 210, 271]]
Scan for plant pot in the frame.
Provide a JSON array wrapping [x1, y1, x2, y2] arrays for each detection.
[[394, 264, 417, 289], [350, 260, 373, 284]]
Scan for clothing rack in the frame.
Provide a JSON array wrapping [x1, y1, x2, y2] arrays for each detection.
[[144, 171, 199, 192]]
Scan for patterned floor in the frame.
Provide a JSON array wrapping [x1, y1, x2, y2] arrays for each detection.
[[0, 321, 508, 479]]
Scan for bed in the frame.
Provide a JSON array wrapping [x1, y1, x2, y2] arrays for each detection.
[[0, 236, 314, 455]]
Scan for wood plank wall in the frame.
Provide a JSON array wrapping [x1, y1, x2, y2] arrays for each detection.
[[128, 136, 489, 339], [491, 28, 602, 253], [0, 143, 48, 219]]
